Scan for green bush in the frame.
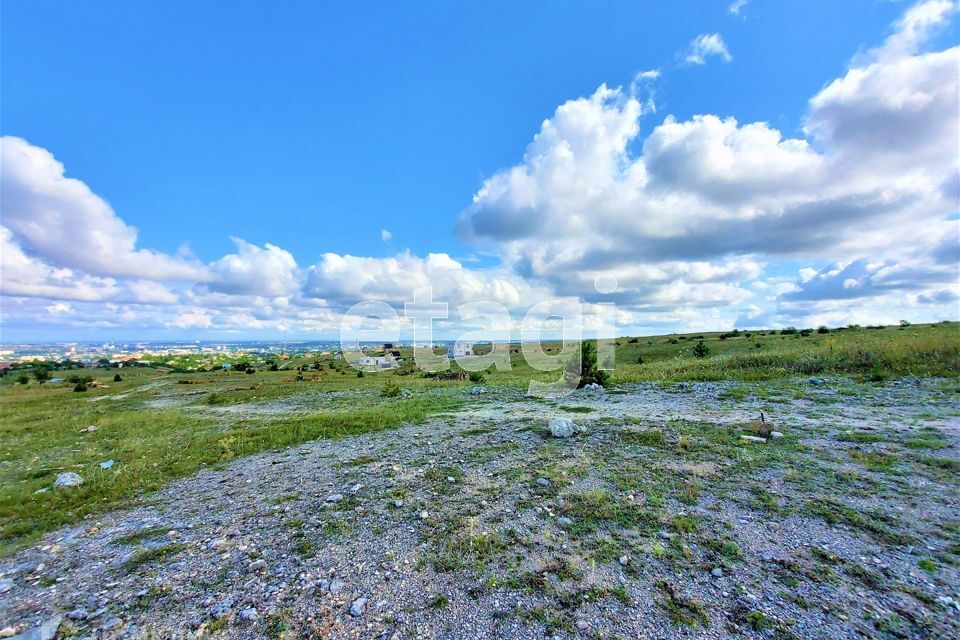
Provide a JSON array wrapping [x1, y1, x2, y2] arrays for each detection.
[[693, 341, 710, 358], [564, 341, 609, 388], [468, 371, 485, 384], [381, 380, 401, 397]]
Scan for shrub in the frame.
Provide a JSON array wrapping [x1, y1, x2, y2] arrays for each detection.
[[381, 380, 401, 397], [33, 369, 51, 384], [356, 370, 365, 378], [692, 341, 710, 358], [564, 341, 610, 388], [73, 382, 88, 392], [780, 327, 798, 335], [17, 375, 29, 385], [113, 374, 122, 382], [468, 370, 486, 384], [817, 326, 830, 334]]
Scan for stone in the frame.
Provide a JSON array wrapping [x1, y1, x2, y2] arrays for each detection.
[[420, 511, 430, 520], [0, 628, 15, 638], [618, 555, 629, 566], [557, 516, 573, 527], [769, 431, 784, 439], [328, 579, 345, 595], [9, 616, 61, 640], [349, 597, 367, 617], [100, 617, 122, 631], [740, 435, 767, 444], [393, 499, 404, 508], [54, 473, 83, 488], [326, 493, 344, 503], [808, 377, 824, 385], [582, 383, 604, 393], [711, 567, 724, 577], [536, 478, 551, 487], [470, 386, 486, 395], [247, 559, 267, 573], [66, 609, 89, 621], [0, 579, 11, 594], [209, 599, 233, 620], [99, 460, 115, 470], [549, 417, 576, 438], [238, 608, 257, 622], [400, 389, 414, 399], [84, 425, 98, 433]]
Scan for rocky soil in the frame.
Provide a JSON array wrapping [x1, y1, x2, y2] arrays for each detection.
[[2, 378, 958, 639]]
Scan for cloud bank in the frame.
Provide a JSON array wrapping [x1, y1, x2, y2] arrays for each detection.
[[1, 0, 957, 339]]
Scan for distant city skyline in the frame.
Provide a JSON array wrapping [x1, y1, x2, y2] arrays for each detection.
[[2, 0, 958, 342]]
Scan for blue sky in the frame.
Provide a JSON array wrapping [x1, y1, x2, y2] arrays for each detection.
[[1, 1, 958, 341]]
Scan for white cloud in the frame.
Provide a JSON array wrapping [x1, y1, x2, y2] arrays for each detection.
[[205, 238, 299, 298], [1, 0, 955, 338], [868, 0, 956, 62], [0, 136, 209, 282], [728, 0, 748, 15], [457, 1, 958, 327], [684, 33, 732, 65]]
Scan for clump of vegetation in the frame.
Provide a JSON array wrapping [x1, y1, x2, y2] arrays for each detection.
[[657, 581, 709, 627], [692, 341, 710, 358], [381, 379, 401, 397], [619, 428, 666, 447], [468, 370, 486, 384]]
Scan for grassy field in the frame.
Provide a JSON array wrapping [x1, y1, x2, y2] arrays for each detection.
[[0, 321, 956, 555]]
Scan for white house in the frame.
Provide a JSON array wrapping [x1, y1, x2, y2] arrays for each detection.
[[447, 341, 474, 359], [357, 355, 397, 369]]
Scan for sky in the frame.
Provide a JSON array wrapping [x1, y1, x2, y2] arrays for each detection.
[[1, 0, 958, 342]]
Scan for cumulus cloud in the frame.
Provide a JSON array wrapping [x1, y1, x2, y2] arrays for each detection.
[[304, 252, 538, 313], [205, 238, 299, 298], [684, 33, 732, 65], [458, 1, 958, 327], [0, 136, 209, 282], [1, 0, 956, 338]]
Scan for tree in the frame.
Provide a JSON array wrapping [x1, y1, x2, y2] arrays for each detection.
[[113, 374, 122, 382], [899, 319, 911, 327], [564, 341, 610, 388], [817, 325, 830, 334], [73, 381, 88, 392], [17, 374, 29, 385], [33, 369, 51, 384], [693, 341, 710, 358]]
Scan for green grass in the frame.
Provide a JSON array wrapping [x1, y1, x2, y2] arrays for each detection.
[[0, 367, 461, 555], [1, 321, 955, 559]]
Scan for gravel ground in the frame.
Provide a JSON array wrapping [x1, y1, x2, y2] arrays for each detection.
[[2, 378, 958, 639]]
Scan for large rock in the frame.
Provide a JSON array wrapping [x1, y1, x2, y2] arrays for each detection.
[[9, 615, 61, 640], [54, 473, 83, 488], [549, 417, 577, 438], [348, 597, 367, 617]]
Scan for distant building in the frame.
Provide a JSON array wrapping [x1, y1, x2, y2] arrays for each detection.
[[447, 342, 474, 359], [357, 355, 397, 369]]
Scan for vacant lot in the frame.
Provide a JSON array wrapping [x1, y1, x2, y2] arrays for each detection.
[[0, 324, 957, 638]]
